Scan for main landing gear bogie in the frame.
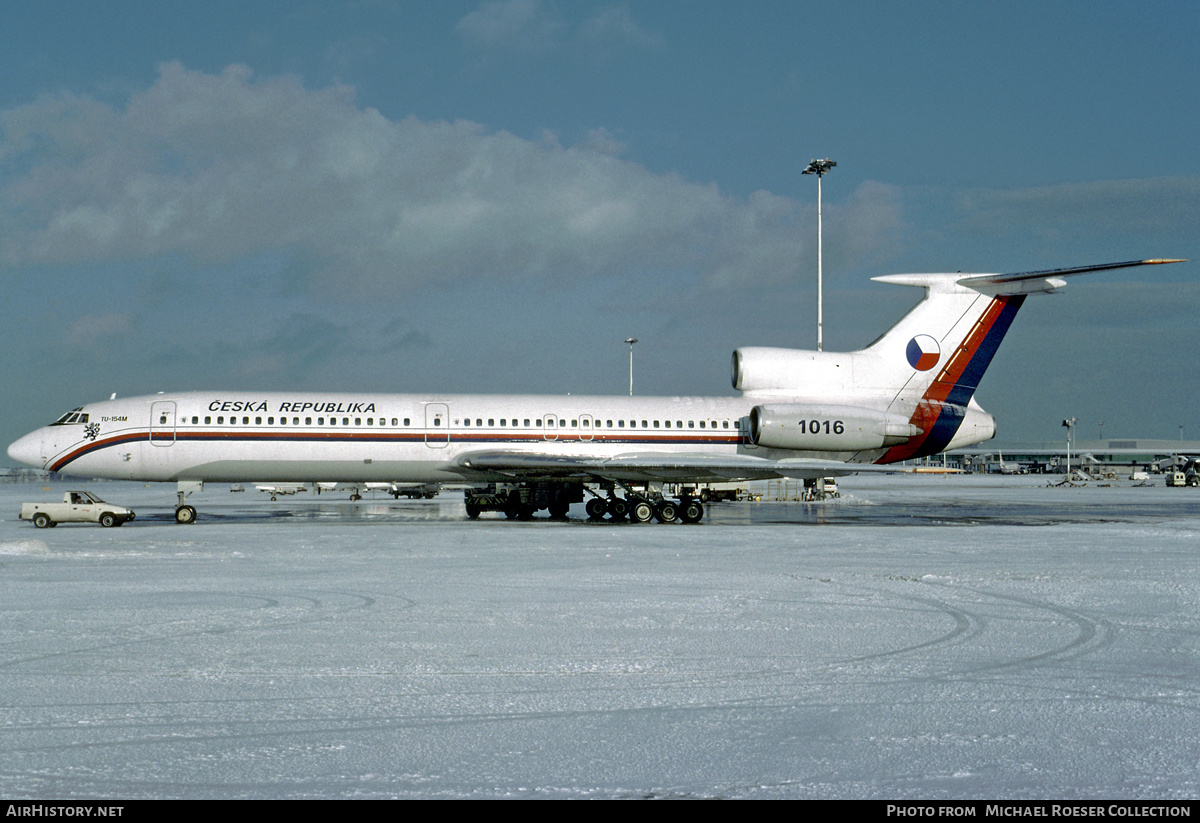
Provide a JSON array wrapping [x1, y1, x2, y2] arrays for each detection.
[[463, 482, 704, 524]]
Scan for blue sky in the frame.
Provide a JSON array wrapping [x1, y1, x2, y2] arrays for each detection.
[[2, 0, 1197, 455]]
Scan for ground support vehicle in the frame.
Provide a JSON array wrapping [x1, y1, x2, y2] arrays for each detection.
[[20, 491, 135, 528]]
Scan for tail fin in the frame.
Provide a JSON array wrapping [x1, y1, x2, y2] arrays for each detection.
[[871, 259, 1184, 460], [732, 258, 1183, 461]]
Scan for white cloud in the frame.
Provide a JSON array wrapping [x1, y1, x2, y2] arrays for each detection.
[[579, 5, 663, 51], [955, 177, 1200, 238], [62, 312, 134, 350], [0, 62, 851, 296], [456, 1, 661, 55], [455, 0, 567, 52]]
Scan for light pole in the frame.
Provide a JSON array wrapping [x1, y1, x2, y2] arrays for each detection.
[[625, 338, 638, 396], [1062, 417, 1076, 476], [802, 157, 836, 351]]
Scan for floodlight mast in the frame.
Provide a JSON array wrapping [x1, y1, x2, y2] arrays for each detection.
[[1062, 417, 1076, 476], [802, 158, 836, 351], [625, 338, 638, 396]]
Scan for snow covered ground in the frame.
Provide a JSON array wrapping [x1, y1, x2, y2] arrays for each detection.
[[1, 475, 1198, 799]]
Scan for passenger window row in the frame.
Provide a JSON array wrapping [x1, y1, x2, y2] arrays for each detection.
[[178, 415, 736, 430]]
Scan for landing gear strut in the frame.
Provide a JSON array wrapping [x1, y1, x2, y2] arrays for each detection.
[[175, 481, 203, 524]]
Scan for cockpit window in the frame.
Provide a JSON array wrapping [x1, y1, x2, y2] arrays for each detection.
[[51, 408, 89, 425]]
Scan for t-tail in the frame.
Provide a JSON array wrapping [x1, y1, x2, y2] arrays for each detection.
[[732, 259, 1184, 463]]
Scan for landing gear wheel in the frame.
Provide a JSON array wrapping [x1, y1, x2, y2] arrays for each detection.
[[175, 505, 197, 524], [654, 501, 678, 523], [630, 500, 654, 523], [680, 500, 704, 524], [607, 498, 630, 521], [585, 498, 608, 520]]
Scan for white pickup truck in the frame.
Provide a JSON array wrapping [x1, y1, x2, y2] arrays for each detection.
[[20, 491, 136, 528]]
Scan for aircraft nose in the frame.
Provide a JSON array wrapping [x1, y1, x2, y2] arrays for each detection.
[[7, 431, 46, 469]]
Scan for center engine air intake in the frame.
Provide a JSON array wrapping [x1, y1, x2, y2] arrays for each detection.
[[749, 404, 922, 451]]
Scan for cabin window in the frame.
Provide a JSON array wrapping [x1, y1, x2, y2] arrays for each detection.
[[500, 419, 506, 427], [403, 418, 410, 426], [723, 421, 730, 428], [699, 421, 706, 428], [488, 419, 494, 426], [255, 417, 262, 425], [306, 417, 312, 425], [294, 417, 300, 425], [524, 419, 531, 427], [367, 418, 373, 426], [642, 420, 648, 428]]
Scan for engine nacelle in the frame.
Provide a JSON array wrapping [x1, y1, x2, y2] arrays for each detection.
[[733, 347, 857, 394], [749, 403, 922, 451]]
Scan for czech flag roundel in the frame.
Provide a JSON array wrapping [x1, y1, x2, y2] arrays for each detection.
[[906, 335, 940, 371]]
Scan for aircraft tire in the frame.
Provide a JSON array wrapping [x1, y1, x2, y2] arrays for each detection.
[[607, 498, 630, 521], [630, 500, 654, 523], [654, 501, 678, 523], [585, 498, 607, 520], [175, 505, 197, 524], [680, 500, 704, 523]]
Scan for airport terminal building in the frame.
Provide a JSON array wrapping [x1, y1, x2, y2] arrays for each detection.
[[938, 439, 1200, 475]]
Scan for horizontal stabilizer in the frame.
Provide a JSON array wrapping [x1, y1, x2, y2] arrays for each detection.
[[957, 258, 1185, 295]]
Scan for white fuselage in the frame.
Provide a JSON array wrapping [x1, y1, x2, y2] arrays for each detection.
[[11, 390, 868, 484]]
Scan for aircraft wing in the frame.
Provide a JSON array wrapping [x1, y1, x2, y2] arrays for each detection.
[[451, 450, 908, 483]]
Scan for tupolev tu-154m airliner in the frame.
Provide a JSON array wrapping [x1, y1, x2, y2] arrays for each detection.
[[8, 259, 1183, 525]]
